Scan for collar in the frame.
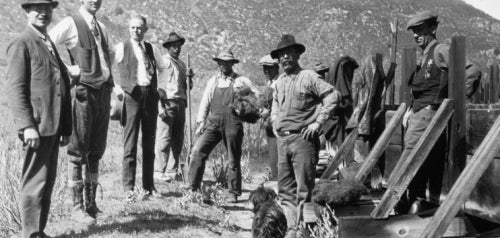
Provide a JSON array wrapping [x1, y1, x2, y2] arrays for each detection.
[[422, 39, 438, 56], [28, 23, 47, 40], [130, 39, 145, 48], [79, 6, 96, 24], [165, 52, 178, 62]]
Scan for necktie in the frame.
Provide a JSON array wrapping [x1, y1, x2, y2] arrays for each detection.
[[91, 17, 100, 38], [139, 43, 154, 75]]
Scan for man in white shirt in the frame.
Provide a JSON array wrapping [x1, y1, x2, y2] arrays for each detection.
[[49, 0, 113, 225], [186, 48, 259, 202], [113, 14, 164, 201]]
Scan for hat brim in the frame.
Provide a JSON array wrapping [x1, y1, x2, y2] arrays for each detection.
[[406, 16, 439, 30], [213, 57, 239, 64], [270, 44, 306, 59], [22, 1, 59, 9], [162, 38, 186, 48]]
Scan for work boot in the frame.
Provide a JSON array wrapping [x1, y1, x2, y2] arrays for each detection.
[[71, 185, 96, 225], [85, 182, 102, 218]]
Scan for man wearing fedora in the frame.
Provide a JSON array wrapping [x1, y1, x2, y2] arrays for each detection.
[[270, 34, 340, 237], [186, 48, 259, 202], [258, 54, 280, 180], [49, 0, 113, 224], [399, 10, 481, 214], [6, 0, 71, 237], [154, 31, 193, 182], [113, 14, 164, 200]]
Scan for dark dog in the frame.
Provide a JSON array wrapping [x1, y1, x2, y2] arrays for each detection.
[[249, 186, 287, 238]]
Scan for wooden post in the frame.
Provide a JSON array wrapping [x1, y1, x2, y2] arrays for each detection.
[[355, 103, 406, 183], [442, 36, 466, 196], [490, 64, 500, 103], [320, 129, 358, 180], [420, 114, 500, 238], [400, 48, 416, 105], [371, 99, 454, 219]]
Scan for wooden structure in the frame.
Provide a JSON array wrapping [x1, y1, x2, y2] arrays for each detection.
[[317, 35, 500, 237]]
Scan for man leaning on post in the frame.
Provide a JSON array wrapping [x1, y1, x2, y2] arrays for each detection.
[[6, 0, 71, 237], [270, 34, 340, 238]]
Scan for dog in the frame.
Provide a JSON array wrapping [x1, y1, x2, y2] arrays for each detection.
[[249, 186, 287, 238]]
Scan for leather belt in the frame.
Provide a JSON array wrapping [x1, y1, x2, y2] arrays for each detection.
[[278, 130, 302, 137]]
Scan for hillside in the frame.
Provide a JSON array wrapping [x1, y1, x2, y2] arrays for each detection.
[[1, 0, 499, 106]]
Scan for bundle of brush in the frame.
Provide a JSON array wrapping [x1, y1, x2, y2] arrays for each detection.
[[231, 86, 261, 123], [312, 179, 367, 213], [249, 185, 287, 238]]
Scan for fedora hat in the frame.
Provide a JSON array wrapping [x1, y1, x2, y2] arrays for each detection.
[[258, 54, 279, 66], [314, 61, 329, 74], [407, 10, 439, 30], [213, 48, 240, 63], [162, 32, 186, 48], [21, 0, 59, 9], [270, 34, 306, 59]]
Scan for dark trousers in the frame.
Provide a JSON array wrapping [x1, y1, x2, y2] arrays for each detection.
[[67, 84, 111, 184], [402, 107, 446, 203], [188, 114, 243, 195], [277, 134, 318, 229], [267, 135, 279, 180], [155, 99, 185, 173], [21, 135, 59, 238], [122, 86, 158, 192]]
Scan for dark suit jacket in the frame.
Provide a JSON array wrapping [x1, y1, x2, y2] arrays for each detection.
[[6, 26, 72, 138]]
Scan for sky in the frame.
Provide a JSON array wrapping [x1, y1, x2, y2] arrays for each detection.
[[462, 0, 500, 20]]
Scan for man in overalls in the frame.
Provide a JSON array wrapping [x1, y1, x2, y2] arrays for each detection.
[[186, 48, 259, 202]]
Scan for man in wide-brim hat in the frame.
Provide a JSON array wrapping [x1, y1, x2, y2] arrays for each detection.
[[269, 34, 341, 238], [154, 31, 193, 182], [185, 47, 259, 202], [7, 0, 72, 237], [398, 10, 482, 214]]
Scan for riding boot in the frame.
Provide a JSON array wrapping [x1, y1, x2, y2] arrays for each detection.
[[71, 184, 96, 225], [84, 182, 101, 219]]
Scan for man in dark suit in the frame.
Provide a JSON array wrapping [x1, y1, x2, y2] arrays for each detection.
[[6, 0, 71, 237]]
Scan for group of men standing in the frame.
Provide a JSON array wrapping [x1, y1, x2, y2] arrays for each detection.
[[6, 0, 482, 237]]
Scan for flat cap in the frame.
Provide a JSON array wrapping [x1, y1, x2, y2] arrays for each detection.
[[406, 10, 439, 30], [258, 55, 278, 66]]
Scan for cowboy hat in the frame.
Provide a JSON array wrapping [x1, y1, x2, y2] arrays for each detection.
[[258, 54, 279, 66], [270, 34, 306, 59], [213, 48, 240, 63], [21, 0, 58, 9], [162, 31, 186, 48]]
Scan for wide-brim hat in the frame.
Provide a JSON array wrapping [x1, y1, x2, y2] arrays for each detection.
[[21, 0, 59, 9], [162, 31, 186, 48], [258, 54, 279, 66], [270, 34, 306, 59], [314, 61, 329, 73], [406, 10, 439, 30], [213, 48, 240, 63]]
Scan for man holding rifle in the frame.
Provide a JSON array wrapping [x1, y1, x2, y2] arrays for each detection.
[[155, 31, 193, 182]]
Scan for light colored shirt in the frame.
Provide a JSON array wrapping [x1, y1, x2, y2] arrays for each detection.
[[271, 67, 340, 132], [196, 71, 259, 123], [49, 6, 113, 80], [113, 40, 164, 94], [29, 24, 55, 57], [158, 53, 188, 100]]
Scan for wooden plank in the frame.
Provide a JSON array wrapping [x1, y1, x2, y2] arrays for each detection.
[[384, 144, 402, 182], [420, 113, 500, 238], [489, 64, 499, 103], [371, 99, 454, 219], [385, 110, 404, 145], [443, 35, 467, 196], [355, 103, 407, 183], [400, 48, 416, 105], [339, 215, 476, 238], [320, 129, 358, 180], [466, 109, 500, 155]]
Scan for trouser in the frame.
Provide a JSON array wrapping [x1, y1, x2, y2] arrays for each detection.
[[277, 133, 318, 230], [122, 86, 158, 192], [188, 114, 243, 195], [267, 135, 279, 180], [21, 135, 60, 238], [67, 84, 111, 187], [155, 99, 185, 174], [401, 107, 446, 203]]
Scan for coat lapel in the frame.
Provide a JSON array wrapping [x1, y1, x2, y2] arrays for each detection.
[[26, 27, 60, 68]]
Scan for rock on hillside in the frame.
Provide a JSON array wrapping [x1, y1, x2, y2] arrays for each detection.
[[1, 0, 499, 105]]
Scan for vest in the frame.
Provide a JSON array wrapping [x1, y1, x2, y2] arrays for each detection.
[[116, 40, 157, 94], [409, 43, 448, 112], [69, 13, 111, 88]]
